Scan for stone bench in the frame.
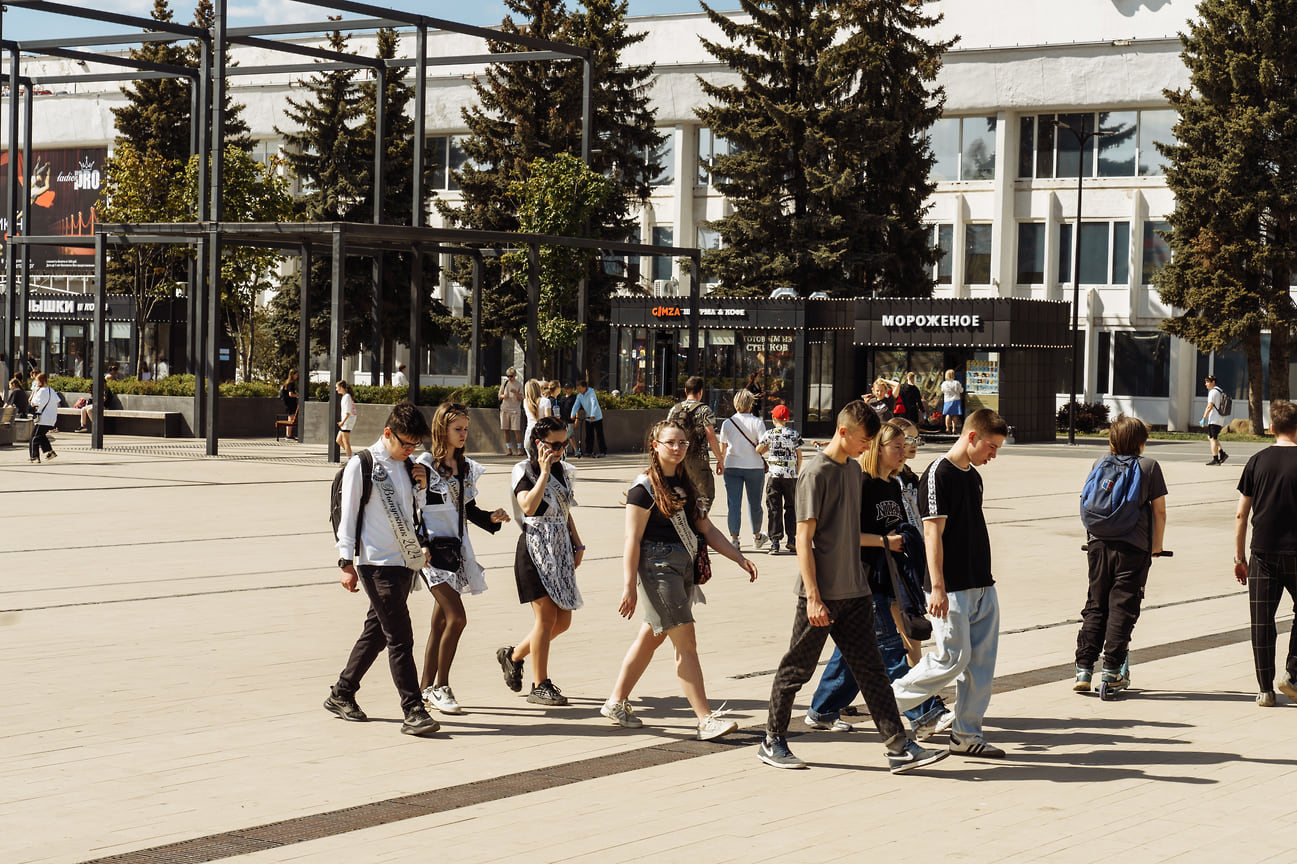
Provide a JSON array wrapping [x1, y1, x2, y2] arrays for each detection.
[[56, 407, 183, 438]]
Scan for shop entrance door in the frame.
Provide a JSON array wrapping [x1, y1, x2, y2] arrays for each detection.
[[652, 330, 678, 396]]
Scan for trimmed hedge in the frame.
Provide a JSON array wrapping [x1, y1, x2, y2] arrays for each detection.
[[49, 374, 277, 399], [1056, 400, 1111, 433]]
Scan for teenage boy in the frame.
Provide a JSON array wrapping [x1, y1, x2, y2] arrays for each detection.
[[668, 375, 725, 511], [892, 408, 1008, 758], [759, 400, 948, 774], [1202, 374, 1229, 465], [326, 401, 440, 736], [757, 404, 802, 554], [571, 379, 606, 458], [1234, 399, 1297, 706]]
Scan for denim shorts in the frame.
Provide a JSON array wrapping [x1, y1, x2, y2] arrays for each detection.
[[638, 541, 696, 635]]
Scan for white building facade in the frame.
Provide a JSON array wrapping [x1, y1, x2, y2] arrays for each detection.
[[5, 0, 1292, 425]]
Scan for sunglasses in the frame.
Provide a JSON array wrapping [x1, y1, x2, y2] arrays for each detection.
[[540, 440, 568, 450], [903, 436, 922, 447]]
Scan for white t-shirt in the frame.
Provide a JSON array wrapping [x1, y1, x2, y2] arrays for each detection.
[[1205, 387, 1225, 426], [339, 392, 357, 431], [940, 379, 963, 403], [720, 413, 767, 470], [392, 370, 408, 387], [33, 385, 60, 426]]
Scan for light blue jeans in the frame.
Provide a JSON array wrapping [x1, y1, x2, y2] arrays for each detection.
[[723, 466, 765, 539], [892, 585, 1000, 742]]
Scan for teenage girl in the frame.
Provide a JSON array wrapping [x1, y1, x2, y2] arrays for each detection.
[[336, 380, 356, 458], [415, 403, 510, 715], [522, 378, 544, 456], [498, 417, 584, 706], [601, 418, 758, 740]]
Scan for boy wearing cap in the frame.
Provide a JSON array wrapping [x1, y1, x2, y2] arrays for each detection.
[[758, 404, 803, 555]]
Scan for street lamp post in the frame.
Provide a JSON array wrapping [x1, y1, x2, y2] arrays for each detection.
[[1053, 119, 1113, 446]]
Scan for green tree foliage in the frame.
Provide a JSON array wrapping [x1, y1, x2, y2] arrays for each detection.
[[111, 0, 191, 166], [696, 0, 952, 297], [1157, 0, 1297, 430], [502, 154, 612, 352], [189, 0, 253, 154], [441, 0, 660, 352]]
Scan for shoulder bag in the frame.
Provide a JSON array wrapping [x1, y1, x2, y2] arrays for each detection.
[[427, 471, 465, 572]]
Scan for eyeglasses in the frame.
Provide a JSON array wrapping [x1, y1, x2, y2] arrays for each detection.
[[392, 433, 420, 451], [656, 439, 689, 449], [904, 436, 923, 447], [541, 440, 568, 450]]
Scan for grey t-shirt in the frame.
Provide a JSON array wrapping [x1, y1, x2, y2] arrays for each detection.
[[794, 451, 869, 600]]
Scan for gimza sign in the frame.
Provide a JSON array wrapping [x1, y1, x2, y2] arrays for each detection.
[[880, 313, 982, 328]]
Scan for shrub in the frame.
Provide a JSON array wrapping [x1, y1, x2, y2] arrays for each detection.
[[48, 373, 277, 399], [1056, 400, 1111, 433]]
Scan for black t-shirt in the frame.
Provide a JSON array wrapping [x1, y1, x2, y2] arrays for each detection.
[[1238, 445, 1297, 555], [918, 456, 993, 592], [627, 476, 701, 544], [862, 475, 906, 595], [513, 466, 569, 518]]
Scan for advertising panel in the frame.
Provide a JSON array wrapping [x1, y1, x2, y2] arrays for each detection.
[[0, 146, 105, 273]]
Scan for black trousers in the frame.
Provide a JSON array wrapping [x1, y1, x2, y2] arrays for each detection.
[[1076, 540, 1150, 670], [335, 565, 422, 713], [585, 418, 607, 456], [764, 476, 797, 546], [1248, 552, 1297, 691], [767, 596, 905, 748], [29, 423, 54, 460]]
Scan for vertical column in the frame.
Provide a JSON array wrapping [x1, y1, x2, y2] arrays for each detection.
[[470, 254, 483, 386], [526, 244, 540, 376], [407, 243, 423, 403], [990, 110, 1014, 298], [370, 66, 386, 386], [91, 232, 106, 451], [5, 49, 20, 367], [329, 228, 345, 463], [298, 244, 311, 438]]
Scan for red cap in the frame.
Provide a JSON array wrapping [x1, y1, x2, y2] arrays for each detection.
[[772, 405, 790, 420]]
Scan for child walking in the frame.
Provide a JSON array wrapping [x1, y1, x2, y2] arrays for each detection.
[[415, 403, 510, 715], [601, 419, 759, 739], [757, 404, 802, 554], [498, 417, 584, 706]]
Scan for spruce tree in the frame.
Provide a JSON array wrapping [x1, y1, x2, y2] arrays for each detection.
[[696, 0, 950, 297], [111, 0, 191, 166], [1156, 0, 1297, 429], [189, 0, 253, 153]]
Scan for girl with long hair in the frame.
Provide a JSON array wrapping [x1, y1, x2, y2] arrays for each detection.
[[336, 380, 356, 459], [497, 417, 584, 706], [600, 419, 758, 739], [522, 378, 544, 455], [415, 403, 510, 715]]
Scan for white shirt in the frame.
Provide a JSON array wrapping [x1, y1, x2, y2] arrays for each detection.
[[335, 440, 419, 566], [393, 370, 408, 387], [33, 385, 59, 426], [1205, 387, 1224, 426], [720, 413, 767, 470], [940, 379, 963, 402], [339, 393, 357, 431]]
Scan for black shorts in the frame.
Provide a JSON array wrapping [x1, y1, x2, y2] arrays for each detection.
[[1207, 423, 1222, 440]]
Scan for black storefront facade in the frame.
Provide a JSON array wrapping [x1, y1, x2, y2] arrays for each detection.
[[609, 296, 1070, 443]]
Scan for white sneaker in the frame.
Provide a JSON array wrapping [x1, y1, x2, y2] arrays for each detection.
[[423, 684, 463, 715], [600, 698, 644, 728], [697, 704, 739, 741], [804, 714, 853, 732]]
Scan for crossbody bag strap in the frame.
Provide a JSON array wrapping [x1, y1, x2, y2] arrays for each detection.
[[734, 417, 759, 450], [456, 468, 466, 540]]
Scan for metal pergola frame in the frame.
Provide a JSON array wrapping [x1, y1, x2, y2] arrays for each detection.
[[1, 0, 600, 454]]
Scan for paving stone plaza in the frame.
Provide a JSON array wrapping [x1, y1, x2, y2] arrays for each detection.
[[3, 434, 1294, 863]]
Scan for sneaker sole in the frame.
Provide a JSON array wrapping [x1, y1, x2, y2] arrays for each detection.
[[401, 721, 441, 736], [757, 750, 807, 769], [527, 696, 569, 706], [1277, 679, 1297, 702], [949, 743, 1005, 759], [890, 749, 950, 774], [430, 703, 464, 715], [697, 720, 738, 741], [1073, 679, 1092, 692], [599, 707, 643, 728]]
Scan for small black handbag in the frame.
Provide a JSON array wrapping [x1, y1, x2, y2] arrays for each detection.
[[426, 471, 465, 572]]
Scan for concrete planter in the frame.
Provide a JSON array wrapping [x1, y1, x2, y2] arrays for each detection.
[[55, 392, 286, 438]]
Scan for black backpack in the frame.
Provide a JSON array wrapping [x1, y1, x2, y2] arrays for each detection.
[[1213, 387, 1233, 416], [330, 450, 374, 556], [668, 400, 710, 457]]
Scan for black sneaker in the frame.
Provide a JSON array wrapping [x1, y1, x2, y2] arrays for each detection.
[[1206, 455, 1220, 465], [757, 734, 806, 769], [527, 678, 569, 706], [323, 691, 368, 722], [497, 646, 523, 692], [401, 706, 441, 736], [1218, 450, 1229, 465], [888, 739, 951, 773], [786, 543, 797, 555]]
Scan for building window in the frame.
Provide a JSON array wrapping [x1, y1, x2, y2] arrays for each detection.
[[424, 136, 448, 189], [1019, 110, 1177, 179], [1141, 220, 1172, 284], [1096, 330, 1111, 395], [1055, 112, 1095, 179], [964, 224, 992, 285], [1138, 109, 1176, 176], [930, 117, 996, 182], [1057, 221, 1130, 285], [697, 127, 734, 186], [1097, 111, 1137, 177], [651, 226, 674, 282], [1017, 222, 1045, 284], [648, 131, 674, 186], [447, 136, 469, 191], [1113, 331, 1170, 397], [931, 223, 953, 285]]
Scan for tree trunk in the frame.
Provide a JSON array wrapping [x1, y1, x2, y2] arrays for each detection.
[[1245, 326, 1264, 435], [1269, 325, 1291, 406]]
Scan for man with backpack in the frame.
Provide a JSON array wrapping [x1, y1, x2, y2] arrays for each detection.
[[667, 375, 725, 512], [1201, 374, 1230, 465], [326, 401, 440, 736], [1074, 415, 1167, 697]]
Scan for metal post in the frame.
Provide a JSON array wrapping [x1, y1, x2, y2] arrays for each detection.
[[205, 1, 226, 456], [91, 231, 106, 451], [5, 49, 19, 369], [194, 236, 206, 436], [298, 244, 311, 438], [470, 253, 482, 387], [205, 228, 220, 456], [688, 252, 701, 378], [581, 57, 591, 164], [407, 243, 422, 404], [526, 243, 540, 376], [370, 65, 385, 386], [19, 80, 31, 369], [329, 228, 345, 463], [1069, 166, 1083, 447], [412, 26, 426, 228]]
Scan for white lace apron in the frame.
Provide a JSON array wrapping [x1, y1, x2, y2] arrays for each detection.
[[416, 455, 488, 595], [512, 461, 583, 611]]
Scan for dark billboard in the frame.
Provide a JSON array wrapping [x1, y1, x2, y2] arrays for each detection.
[[0, 146, 105, 273]]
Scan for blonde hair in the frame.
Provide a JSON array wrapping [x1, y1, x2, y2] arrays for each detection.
[[524, 378, 542, 418], [944, 369, 955, 380], [430, 402, 470, 477], [733, 389, 755, 414], [857, 420, 906, 479]]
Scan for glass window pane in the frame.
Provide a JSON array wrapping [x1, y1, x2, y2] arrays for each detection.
[[961, 116, 997, 180], [1058, 223, 1072, 284], [447, 136, 468, 191], [1112, 221, 1130, 284], [1055, 113, 1095, 178], [936, 224, 953, 284], [1018, 116, 1035, 178], [1097, 111, 1137, 177], [1142, 220, 1171, 283], [1113, 331, 1170, 396], [1036, 114, 1055, 179], [929, 118, 960, 181], [1097, 331, 1111, 395], [1017, 222, 1045, 284], [964, 224, 992, 284], [1139, 109, 1177, 176], [651, 226, 674, 282], [1079, 222, 1110, 284], [697, 127, 713, 184], [651, 131, 674, 186], [424, 136, 448, 190]]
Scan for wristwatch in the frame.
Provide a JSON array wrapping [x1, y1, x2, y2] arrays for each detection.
[[338, 558, 353, 569]]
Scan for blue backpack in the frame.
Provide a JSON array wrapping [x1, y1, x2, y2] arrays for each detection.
[[1079, 455, 1144, 539]]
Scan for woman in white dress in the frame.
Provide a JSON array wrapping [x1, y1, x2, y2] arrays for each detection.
[[335, 380, 357, 458], [415, 403, 510, 715]]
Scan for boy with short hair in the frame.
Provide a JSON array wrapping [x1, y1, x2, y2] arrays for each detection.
[[326, 401, 440, 737], [892, 408, 1008, 757], [759, 401, 948, 774], [757, 404, 802, 554]]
